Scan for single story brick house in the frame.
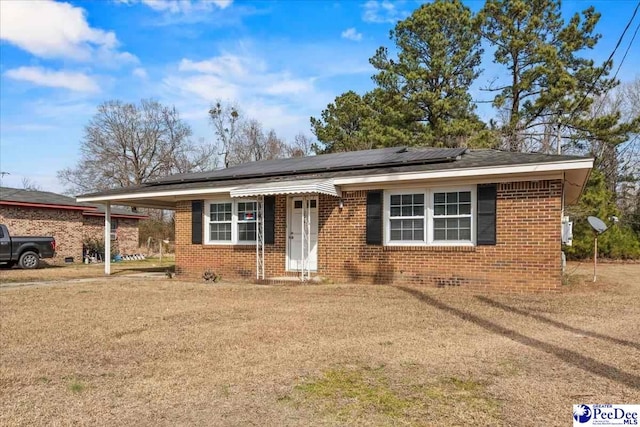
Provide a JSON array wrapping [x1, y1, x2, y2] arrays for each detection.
[[77, 147, 592, 292], [0, 187, 145, 263]]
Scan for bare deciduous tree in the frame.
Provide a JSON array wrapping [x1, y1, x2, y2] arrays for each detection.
[[58, 99, 215, 195], [209, 100, 300, 167], [209, 101, 241, 168], [21, 177, 41, 191], [587, 77, 640, 193], [289, 133, 315, 158]]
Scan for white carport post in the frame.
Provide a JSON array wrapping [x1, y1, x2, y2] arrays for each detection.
[[104, 202, 111, 275]]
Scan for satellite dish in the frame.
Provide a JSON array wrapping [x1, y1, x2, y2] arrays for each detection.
[[588, 216, 608, 234]]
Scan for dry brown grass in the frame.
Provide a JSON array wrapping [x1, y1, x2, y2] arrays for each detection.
[[0, 257, 174, 283], [1, 262, 638, 426]]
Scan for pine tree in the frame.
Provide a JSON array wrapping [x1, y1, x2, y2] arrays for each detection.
[[311, 0, 489, 152], [369, 0, 485, 147], [480, 0, 621, 152]]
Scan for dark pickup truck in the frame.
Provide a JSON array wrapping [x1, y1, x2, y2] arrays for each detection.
[[0, 224, 56, 269]]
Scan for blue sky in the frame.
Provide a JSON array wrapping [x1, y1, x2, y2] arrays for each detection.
[[1, 0, 638, 193]]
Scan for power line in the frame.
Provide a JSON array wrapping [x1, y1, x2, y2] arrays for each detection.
[[569, 1, 640, 119], [611, 15, 640, 83]]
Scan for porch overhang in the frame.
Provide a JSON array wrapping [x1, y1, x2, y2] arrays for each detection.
[[229, 179, 341, 198]]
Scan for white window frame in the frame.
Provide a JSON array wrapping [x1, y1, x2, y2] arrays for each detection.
[[384, 186, 476, 247], [385, 190, 427, 246], [236, 200, 258, 244], [204, 198, 257, 245], [429, 187, 475, 246], [110, 218, 119, 241], [206, 200, 233, 244]]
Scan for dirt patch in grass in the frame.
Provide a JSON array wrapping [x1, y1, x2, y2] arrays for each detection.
[[0, 263, 638, 426]]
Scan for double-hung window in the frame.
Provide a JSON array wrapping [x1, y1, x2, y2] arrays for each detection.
[[432, 191, 472, 243], [388, 193, 425, 243], [205, 200, 258, 244], [208, 202, 233, 242], [110, 218, 119, 241], [385, 187, 475, 246], [237, 201, 257, 242]]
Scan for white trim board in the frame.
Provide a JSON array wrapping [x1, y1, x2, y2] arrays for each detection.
[[76, 159, 593, 205]]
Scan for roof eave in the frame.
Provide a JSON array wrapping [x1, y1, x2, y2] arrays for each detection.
[[0, 200, 90, 211], [76, 158, 594, 208]]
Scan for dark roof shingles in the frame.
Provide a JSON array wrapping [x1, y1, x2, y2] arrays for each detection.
[[0, 187, 145, 217], [78, 148, 591, 198]]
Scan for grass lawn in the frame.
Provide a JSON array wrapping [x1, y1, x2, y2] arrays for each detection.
[[0, 257, 175, 283], [1, 263, 638, 426]]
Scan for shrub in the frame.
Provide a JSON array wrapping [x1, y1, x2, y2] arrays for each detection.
[[82, 237, 119, 261]]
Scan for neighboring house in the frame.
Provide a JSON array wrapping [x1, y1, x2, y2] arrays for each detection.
[[77, 147, 593, 292], [0, 187, 145, 262]]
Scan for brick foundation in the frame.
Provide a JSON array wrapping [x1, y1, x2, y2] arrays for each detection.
[[175, 179, 563, 293]]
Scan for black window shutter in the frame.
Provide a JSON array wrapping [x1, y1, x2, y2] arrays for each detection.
[[192, 200, 203, 244], [264, 196, 276, 245], [477, 184, 497, 245], [366, 190, 383, 245]]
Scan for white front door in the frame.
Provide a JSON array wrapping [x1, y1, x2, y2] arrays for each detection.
[[287, 197, 318, 271]]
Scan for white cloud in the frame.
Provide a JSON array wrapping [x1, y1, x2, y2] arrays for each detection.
[[209, 0, 233, 9], [133, 67, 149, 79], [163, 51, 329, 141], [174, 54, 313, 99], [0, 0, 135, 63], [263, 79, 313, 95], [341, 27, 363, 42], [164, 73, 240, 101], [179, 55, 256, 76], [130, 0, 233, 13], [362, 0, 407, 24], [5, 67, 100, 93]]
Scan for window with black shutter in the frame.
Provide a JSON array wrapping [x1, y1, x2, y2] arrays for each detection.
[[366, 190, 383, 245], [191, 200, 203, 244], [264, 196, 276, 245], [477, 184, 497, 245]]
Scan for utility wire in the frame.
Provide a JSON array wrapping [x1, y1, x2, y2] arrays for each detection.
[[591, 12, 640, 119], [568, 1, 640, 119], [611, 16, 640, 84]]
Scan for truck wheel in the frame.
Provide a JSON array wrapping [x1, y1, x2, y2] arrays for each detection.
[[18, 251, 40, 269]]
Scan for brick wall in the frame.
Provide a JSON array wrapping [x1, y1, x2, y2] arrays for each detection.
[[0, 205, 141, 263], [174, 179, 563, 292], [175, 197, 288, 279], [82, 216, 140, 255], [0, 206, 84, 262]]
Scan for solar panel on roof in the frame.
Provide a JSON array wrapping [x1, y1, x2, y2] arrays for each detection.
[[150, 146, 467, 185]]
